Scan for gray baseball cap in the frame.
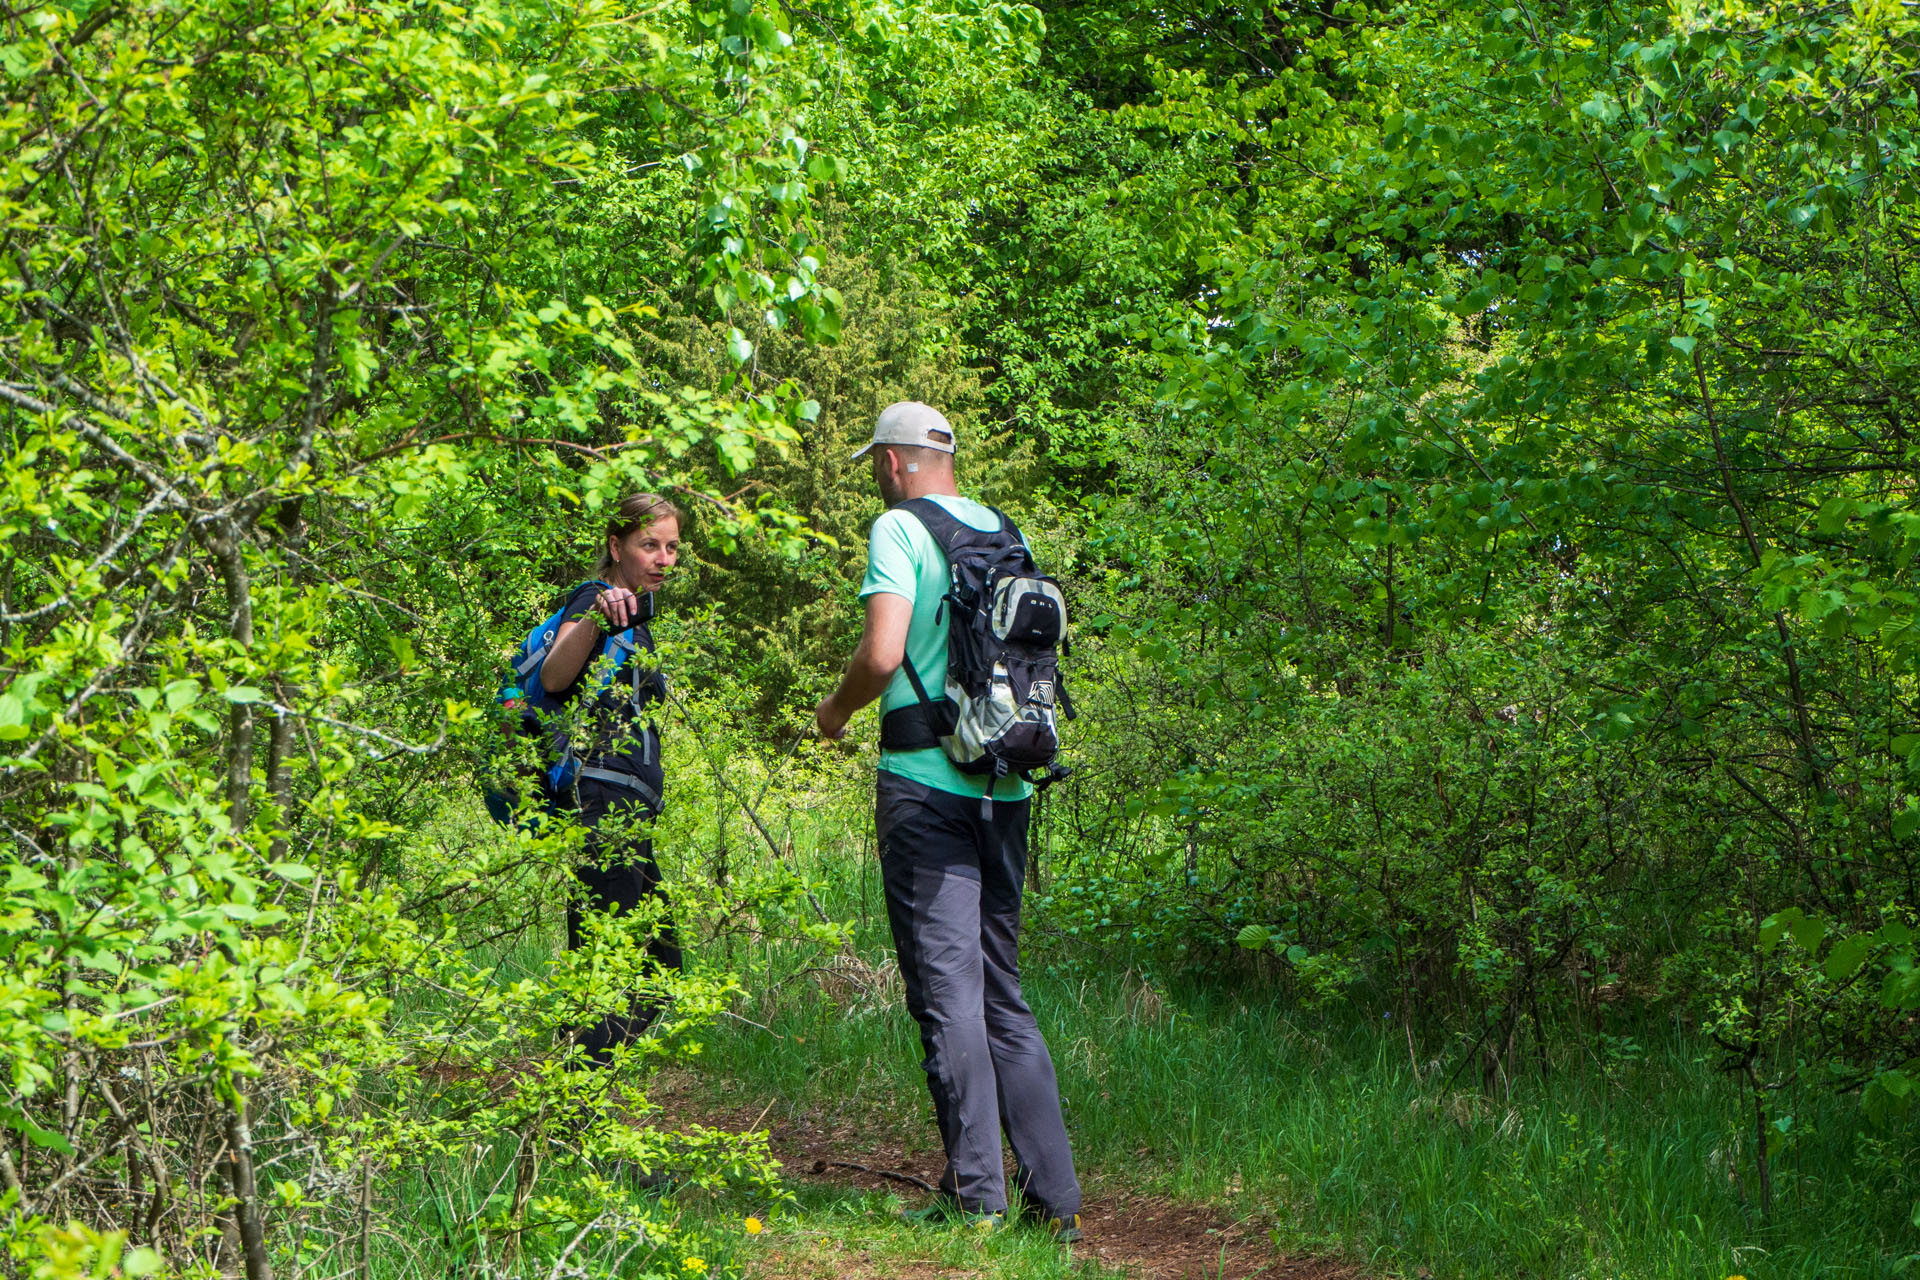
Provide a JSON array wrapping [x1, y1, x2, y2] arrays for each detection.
[[851, 401, 957, 459]]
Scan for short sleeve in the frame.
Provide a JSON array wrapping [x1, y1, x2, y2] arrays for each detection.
[[559, 582, 604, 623], [860, 511, 921, 601]]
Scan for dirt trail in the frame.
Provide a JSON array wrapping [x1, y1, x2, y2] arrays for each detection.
[[672, 1090, 1357, 1280]]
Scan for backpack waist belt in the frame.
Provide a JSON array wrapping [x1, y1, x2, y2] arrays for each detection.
[[576, 765, 662, 813], [879, 659, 956, 752], [880, 704, 946, 751]]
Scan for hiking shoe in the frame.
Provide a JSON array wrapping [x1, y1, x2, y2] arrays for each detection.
[[1011, 1197, 1083, 1243], [897, 1202, 1009, 1234]]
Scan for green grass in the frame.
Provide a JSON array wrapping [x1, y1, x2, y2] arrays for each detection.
[[363, 776, 1920, 1279], [679, 812, 1920, 1280], [699, 961, 1920, 1278], [357, 1114, 1115, 1280], [356, 1140, 759, 1280], [717, 1182, 1110, 1280]]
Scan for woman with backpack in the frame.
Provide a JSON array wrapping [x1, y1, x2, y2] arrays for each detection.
[[536, 492, 684, 1067]]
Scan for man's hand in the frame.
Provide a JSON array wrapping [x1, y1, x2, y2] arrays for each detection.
[[593, 586, 640, 628], [815, 694, 850, 741]]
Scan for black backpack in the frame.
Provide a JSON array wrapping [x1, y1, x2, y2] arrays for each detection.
[[879, 498, 1074, 806]]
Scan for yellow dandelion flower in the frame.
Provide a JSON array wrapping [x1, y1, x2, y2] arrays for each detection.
[[744, 1217, 764, 1234]]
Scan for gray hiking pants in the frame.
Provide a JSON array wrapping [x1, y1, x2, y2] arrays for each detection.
[[876, 771, 1081, 1217]]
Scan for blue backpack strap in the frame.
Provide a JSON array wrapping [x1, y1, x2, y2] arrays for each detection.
[[523, 580, 611, 677], [512, 633, 554, 680], [593, 626, 638, 692]]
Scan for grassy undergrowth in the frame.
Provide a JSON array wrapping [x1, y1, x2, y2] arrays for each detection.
[[359, 1133, 1108, 1280], [367, 1140, 1116, 1280], [701, 962, 1920, 1279], [681, 807, 1920, 1280], [365, 770, 1919, 1280], [358, 795, 1124, 1280]]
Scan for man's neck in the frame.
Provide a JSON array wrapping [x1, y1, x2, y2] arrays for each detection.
[[897, 472, 958, 502]]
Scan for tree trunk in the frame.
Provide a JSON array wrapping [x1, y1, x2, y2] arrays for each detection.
[[220, 1087, 274, 1280], [209, 526, 256, 828]]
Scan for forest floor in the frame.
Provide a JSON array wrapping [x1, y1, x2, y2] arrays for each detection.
[[659, 1072, 1360, 1280], [618, 812, 1916, 1279], [647, 940, 1919, 1280]]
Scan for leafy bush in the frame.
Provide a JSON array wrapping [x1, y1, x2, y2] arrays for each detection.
[[0, 0, 857, 1272]]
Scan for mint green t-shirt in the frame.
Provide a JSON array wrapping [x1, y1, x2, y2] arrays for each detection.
[[859, 493, 1034, 801]]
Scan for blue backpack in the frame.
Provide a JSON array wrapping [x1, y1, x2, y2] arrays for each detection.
[[486, 583, 657, 825]]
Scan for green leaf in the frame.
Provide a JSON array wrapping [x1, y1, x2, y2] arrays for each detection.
[[1235, 924, 1271, 951], [1826, 933, 1873, 982], [1790, 914, 1829, 955], [1, 1105, 74, 1155], [163, 679, 201, 712], [1669, 334, 1696, 355], [1864, 1071, 1915, 1125], [1759, 908, 1803, 950]]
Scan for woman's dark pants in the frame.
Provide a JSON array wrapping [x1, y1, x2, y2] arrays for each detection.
[[567, 780, 682, 1067]]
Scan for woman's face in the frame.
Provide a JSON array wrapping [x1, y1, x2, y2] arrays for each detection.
[[609, 515, 681, 592]]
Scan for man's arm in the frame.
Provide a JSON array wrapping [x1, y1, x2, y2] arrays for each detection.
[[816, 592, 913, 739]]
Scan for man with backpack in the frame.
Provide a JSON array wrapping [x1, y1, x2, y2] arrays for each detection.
[[815, 401, 1083, 1241]]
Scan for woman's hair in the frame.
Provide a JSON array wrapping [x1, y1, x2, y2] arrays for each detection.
[[594, 492, 684, 576]]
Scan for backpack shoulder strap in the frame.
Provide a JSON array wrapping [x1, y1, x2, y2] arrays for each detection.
[[516, 581, 607, 677], [879, 500, 973, 753], [983, 505, 1038, 572], [894, 497, 1009, 557], [894, 496, 971, 550]]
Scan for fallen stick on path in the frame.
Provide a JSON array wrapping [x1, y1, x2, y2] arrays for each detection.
[[810, 1159, 937, 1193]]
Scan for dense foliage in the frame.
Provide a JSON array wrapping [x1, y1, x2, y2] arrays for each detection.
[[1055, 0, 1920, 1180], [1003, 0, 1920, 1243], [0, 0, 864, 1275], [5, 0, 1920, 1274]]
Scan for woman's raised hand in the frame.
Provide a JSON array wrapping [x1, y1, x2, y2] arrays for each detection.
[[594, 586, 640, 628]]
